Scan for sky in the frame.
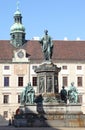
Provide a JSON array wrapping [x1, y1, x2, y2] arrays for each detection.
[[0, 0, 85, 40]]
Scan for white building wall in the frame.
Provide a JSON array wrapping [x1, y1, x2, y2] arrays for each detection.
[[57, 62, 85, 113], [0, 60, 85, 120], [0, 62, 30, 120], [30, 64, 40, 93]]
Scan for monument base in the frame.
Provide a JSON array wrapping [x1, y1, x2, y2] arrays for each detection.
[[37, 103, 82, 114], [19, 103, 82, 114], [13, 103, 85, 127], [20, 104, 37, 114]]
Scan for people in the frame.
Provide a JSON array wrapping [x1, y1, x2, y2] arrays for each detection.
[[68, 82, 78, 103], [40, 30, 53, 61], [60, 86, 67, 103]]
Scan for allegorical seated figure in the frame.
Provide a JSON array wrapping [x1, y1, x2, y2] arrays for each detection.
[[25, 82, 35, 104], [20, 82, 35, 104], [60, 86, 67, 103], [68, 82, 78, 103]]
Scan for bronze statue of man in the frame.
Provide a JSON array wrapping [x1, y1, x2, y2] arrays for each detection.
[[20, 82, 35, 104], [68, 82, 78, 103], [25, 82, 35, 104], [40, 30, 53, 61], [60, 86, 67, 103]]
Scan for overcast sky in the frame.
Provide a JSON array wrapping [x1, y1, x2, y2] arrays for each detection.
[[0, 0, 85, 40]]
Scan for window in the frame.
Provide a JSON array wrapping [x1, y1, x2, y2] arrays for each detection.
[[78, 95, 82, 103], [32, 66, 37, 70], [77, 77, 82, 87], [62, 66, 67, 70], [3, 111, 8, 118], [77, 66, 82, 70], [3, 95, 9, 104], [12, 34, 15, 39], [18, 95, 20, 103], [62, 76, 68, 86], [4, 66, 10, 70], [18, 77, 23, 86], [32, 77, 37, 86], [4, 77, 9, 87]]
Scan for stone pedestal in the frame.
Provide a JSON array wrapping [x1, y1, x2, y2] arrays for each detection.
[[14, 96, 85, 127], [19, 103, 82, 115], [19, 104, 37, 114], [35, 61, 61, 94], [38, 103, 82, 114], [13, 61, 85, 127]]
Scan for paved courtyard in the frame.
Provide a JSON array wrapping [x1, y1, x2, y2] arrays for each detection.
[[0, 126, 85, 130]]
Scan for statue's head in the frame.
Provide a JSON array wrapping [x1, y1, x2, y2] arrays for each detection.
[[44, 29, 48, 35], [28, 82, 31, 86], [71, 82, 74, 86], [62, 86, 65, 89]]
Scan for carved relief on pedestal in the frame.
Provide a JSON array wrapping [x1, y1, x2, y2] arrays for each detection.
[[39, 76, 45, 93], [46, 76, 53, 93]]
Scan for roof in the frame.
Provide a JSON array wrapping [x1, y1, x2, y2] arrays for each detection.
[[0, 40, 85, 62], [53, 40, 85, 61], [0, 40, 16, 61]]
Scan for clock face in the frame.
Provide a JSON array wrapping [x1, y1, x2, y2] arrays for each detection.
[[17, 51, 24, 58]]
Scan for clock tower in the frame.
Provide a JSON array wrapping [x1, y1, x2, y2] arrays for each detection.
[[10, 3, 26, 47]]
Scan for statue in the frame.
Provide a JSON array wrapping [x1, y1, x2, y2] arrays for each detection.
[[68, 82, 78, 103], [40, 30, 53, 61], [20, 82, 35, 104], [60, 86, 67, 103], [25, 82, 35, 104]]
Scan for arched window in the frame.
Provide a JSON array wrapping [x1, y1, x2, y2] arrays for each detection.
[[12, 34, 15, 39]]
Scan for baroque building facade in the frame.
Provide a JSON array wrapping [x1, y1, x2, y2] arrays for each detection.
[[0, 7, 85, 121]]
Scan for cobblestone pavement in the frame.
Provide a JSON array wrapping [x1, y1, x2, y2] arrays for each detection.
[[0, 126, 85, 130]]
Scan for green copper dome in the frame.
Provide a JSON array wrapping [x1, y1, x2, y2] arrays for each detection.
[[14, 10, 21, 16], [10, 4, 26, 47], [10, 23, 25, 33], [10, 9, 25, 33]]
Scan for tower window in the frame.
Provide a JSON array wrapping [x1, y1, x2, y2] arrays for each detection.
[[12, 35, 15, 39], [23, 35, 25, 39], [18, 18, 19, 22], [15, 18, 17, 22]]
